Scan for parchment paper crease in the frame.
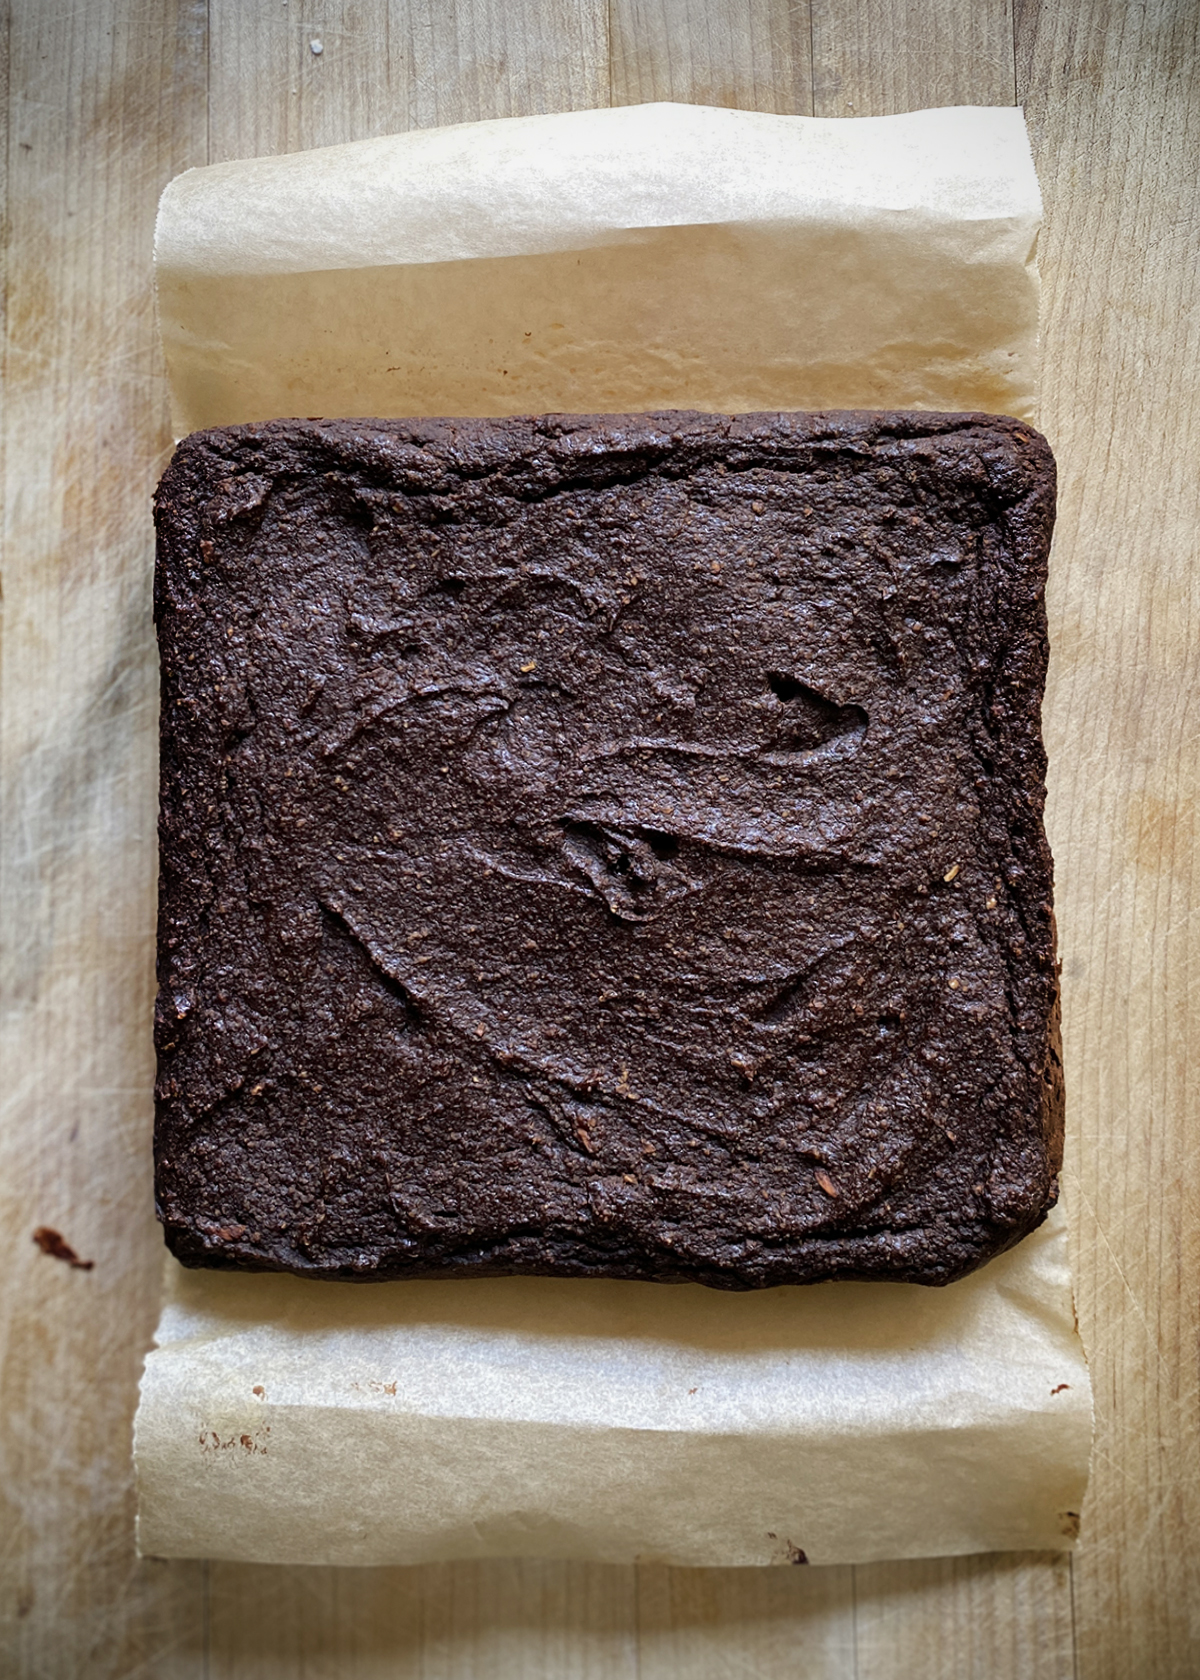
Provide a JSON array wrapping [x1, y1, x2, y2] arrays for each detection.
[[137, 102, 1090, 1567]]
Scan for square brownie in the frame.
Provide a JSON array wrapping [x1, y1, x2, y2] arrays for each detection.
[[153, 411, 1061, 1286]]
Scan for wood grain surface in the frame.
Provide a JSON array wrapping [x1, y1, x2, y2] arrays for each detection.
[[2, 2, 1196, 1675]]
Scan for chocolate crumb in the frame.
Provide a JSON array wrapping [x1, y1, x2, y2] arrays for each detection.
[[32, 1227, 94, 1270]]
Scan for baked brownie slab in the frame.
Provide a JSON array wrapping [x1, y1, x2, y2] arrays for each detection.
[[154, 411, 1061, 1287]]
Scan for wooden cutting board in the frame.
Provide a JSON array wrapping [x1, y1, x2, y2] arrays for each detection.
[[2, 3, 1197, 1676]]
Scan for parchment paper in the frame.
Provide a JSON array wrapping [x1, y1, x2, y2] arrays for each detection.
[[137, 1208, 1088, 1567], [156, 102, 1041, 434], [137, 102, 1090, 1566]]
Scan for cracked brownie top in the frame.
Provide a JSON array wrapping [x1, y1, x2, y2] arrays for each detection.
[[153, 410, 1061, 1286]]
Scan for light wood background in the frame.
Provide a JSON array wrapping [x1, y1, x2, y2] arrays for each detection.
[[2, 2, 1197, 1675]]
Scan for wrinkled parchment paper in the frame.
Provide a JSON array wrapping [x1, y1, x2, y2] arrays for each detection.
[[156, 102, 1041, 435], [136, 1209, 1089, 1567], [137, 102, 1090, 1566]]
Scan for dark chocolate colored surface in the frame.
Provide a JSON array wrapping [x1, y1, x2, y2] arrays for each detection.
[[154, 411, 1062, 1287]]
